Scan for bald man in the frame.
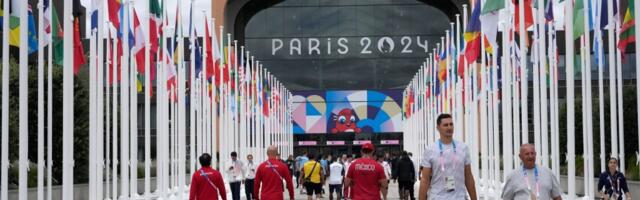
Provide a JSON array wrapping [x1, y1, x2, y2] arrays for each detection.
[[254, 146, 295, 200], [501, 144, 562, 200]]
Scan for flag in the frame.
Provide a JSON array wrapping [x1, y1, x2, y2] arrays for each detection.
[[108, 0, 120, 29], [262, 78, 270, 116], [133, 9, 146, 73], [617, 0, 635, 54], [573, 0, 585, 40], [8, 5, 38, 54], [149, 0, 161, 53], [44, 0, 53, 40], [164, 47, 177, 90], [438, 48, 447, 81], [51, 3, 63, 65], [513, 0, 534, 32], [73, 17, 86, 75], [545, 0, 554, 22], [194, 30, 203, 75], [204, 17, 216, 81], [464, 0, 482, 63], [480, 0, 503, 55], [600, 0, 618, 30]]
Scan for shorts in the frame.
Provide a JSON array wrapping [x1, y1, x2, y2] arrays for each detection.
[[329, 184, 342, 193], [304, 182, 322, 195]]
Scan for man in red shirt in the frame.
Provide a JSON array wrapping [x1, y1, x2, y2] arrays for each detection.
[[254, 145, 295, 200], [344, 143, 388, 200], [189, 153, 227, 200]]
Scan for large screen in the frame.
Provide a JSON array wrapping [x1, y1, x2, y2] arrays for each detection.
[[292, 90, 403, 134]]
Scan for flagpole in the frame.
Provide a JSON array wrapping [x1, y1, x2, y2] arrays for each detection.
[[582, 0, 595, 196], [18, 0, 30, 198], [532, 0, 541, 166], [121, 0, 130, 198], [111, 26, 119, 200], [565, 0, 576, 196], [538, 0, 549, 169], [614, 8, 625, 174], [62, 0, 74, 199], [595, 0, 606, 175], [606, 0, 618, 160], [46, 0, 54, 197], [129, 8, 139, 198], [500, 20, 513, 180], [88, 17, 97, 200], [144, 0, 152, 195], [97, 14, 106, 200], [635, 0, 640, 168], [37, 1, 46, 199], [0, 0, 9, 198]]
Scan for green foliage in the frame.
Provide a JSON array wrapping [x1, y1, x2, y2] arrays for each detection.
[[1, 58, 89, 186], [559, 85, 640, 180]]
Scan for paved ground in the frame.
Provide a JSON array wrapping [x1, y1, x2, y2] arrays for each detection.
[[249, 181, 418, 200]]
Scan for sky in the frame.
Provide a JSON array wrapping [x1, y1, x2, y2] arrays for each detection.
[[79, 0, 214, 37]]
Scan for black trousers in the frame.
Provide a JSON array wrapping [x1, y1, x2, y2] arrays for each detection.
[[230, 181, 241, 200], [245, 179, 255, 200], [398, 181, 415, 200]]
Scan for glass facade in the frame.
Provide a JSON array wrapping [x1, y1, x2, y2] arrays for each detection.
[[244, 0, 451, 90]]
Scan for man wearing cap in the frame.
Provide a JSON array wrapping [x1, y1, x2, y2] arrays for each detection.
[[418, 113, 477, 200], [344, 143, 388, 200], [254, 145, 295, 200]]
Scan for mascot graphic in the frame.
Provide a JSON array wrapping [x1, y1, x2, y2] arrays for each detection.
[[331, 108, 361, 133]]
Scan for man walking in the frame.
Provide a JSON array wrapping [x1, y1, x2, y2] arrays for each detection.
[[226, 151, 245, 200], [501, 144, 562, 200], [245, 154, 257, 200], [344, 143, 388, 200], [327, 158, 345, 200], [393, 151, 416, 200], [301, 153, 324, 200], [254, 145, 295, 200], [189, 153, 227, 200], [418, 113, 477, 200]]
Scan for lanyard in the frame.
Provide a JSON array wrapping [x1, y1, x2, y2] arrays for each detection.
[[437, 139, 457, 173], [522, 165, 540, 198], [608, 172, 620, 194]]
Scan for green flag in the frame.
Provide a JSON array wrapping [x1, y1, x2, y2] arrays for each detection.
[[481, 0, 505, 14], [573, 0, 585, 40], [52, 3, 64, 66]]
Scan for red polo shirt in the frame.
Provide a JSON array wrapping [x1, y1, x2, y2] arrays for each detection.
[[346, 158, 386, 200], [254, 158, 295, 200], [189, 166, 227, 200]]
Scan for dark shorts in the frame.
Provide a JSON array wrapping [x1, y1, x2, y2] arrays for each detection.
[[304, 182, 322, 195], [329, 184, 342, 193]]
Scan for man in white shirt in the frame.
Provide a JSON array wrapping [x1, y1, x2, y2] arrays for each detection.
[[418, 113, 477, 200], [244, 154, 257, 200], [226, 151, 245, 200], [328, 159, 345, 200], [501, 144, 562, 200], [377, 154, 392, 200]]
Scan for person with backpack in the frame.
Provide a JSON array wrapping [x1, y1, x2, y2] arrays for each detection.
[[254, 145, 295, 200], [393, 151, 416, 200], [189, 153, 227, 200], [301, 153, 324, 200]]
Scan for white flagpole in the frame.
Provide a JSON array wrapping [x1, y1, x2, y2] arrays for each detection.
[[532, 0, 542, 165], [614, 11, 625, 174], [179, 15, 188, 194], [121, 0, 130, 198], [582, 0, 595, 196], [129, 19, 139, 200], [565, 0, 576, 196], [0, 0, 9, 198], [46, 0, 54, 198], [518, 0, 528, 145], [112, 27, 119, 200], [538, 0, 549, 169], [596, 0, 607, 174], [37, 1, 45, 199], [62, 0, 74, 199], [606, 0, 618, 160], [501, 20, 513, 179], [234, 40, 239, 154], [636, 0, 640, 168], [106, 22, 112, 200], [97, 13, 105, 200], [88, 18, 97, 200], [18, 0, 29, 198], [240, 46, 246, 156], [210, 18, 217, 169]]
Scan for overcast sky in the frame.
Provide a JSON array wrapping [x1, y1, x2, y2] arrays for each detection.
[[80, 0, 214, 37]]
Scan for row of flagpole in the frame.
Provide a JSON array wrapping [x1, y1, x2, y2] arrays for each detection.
[[403, 0, 639, 198], [0, 0, 294, 199]]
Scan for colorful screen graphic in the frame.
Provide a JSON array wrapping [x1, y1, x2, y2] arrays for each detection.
[[292, 90, 403, 134]]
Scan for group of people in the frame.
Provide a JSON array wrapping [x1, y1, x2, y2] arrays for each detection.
[[189, 113, 634, 200]]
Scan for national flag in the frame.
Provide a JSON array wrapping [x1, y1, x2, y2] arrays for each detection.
[[545, 0, 554, 22], [133, 9, 146, 74], [108, 0, 120, 29], [480, 0, 503, 55], [164, 47, 177, 90], [194, 30, 203, 75], [73, 17, 86, 75], [90, 0, 98, 30], [7, 5, 38, 54], [438, 48, 447, 82], [617, 0, 635, 54], [262, 78, 270, 116], [149, 0, 161, 53], [51, 2, 63, 65], [573, 0, 585, 40], [513, 0, 534, 32], [464, 0, 482, 63], [600, 0, 618, 30], [204, 17, 217, 82]]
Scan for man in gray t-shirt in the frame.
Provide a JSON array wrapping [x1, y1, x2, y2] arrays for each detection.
[[418, 113, 477, 200], [502, 144, 562, 200]]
